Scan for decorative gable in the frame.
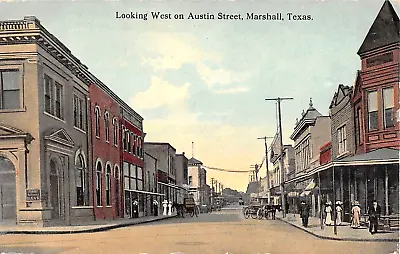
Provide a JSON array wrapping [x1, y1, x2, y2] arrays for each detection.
[[44, 128, 74, 148]]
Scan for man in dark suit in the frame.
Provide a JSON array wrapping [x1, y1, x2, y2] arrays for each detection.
[[299, 201, 310, 227], [368, 200, 381, 234]]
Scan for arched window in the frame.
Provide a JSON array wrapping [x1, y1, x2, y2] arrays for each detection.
[[94, 106, 101, 138], [104, 111, 110, 143], [127, 132, 131, 153], [106, 164, 111, 206], [112, 117, 118, 146], [76, 154, 85, 206], [132, 135, 137, 156], [96, 161, 102, 206], [122, 127, 126, 151]]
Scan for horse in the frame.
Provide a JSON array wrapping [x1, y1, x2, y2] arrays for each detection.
[[172, 202, 185, 217]]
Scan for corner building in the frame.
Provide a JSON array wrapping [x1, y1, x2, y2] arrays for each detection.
[[0, 16, 93, 226]]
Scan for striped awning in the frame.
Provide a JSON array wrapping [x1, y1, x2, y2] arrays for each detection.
[[300, 179, 315, 197]]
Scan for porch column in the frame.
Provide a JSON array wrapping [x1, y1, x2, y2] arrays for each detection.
[[340, 168, 344, 203], [385, 166, 389, 215], [354, 168, 357, 201], [365, 170, 368, 213], [373, 167, 377, 200]]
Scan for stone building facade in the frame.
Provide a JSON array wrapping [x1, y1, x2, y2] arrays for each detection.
[[0, 16, 93, 226]]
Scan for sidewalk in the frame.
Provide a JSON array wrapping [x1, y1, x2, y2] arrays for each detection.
[[0, 214, 177, 235], [276, 213, 399, 242]]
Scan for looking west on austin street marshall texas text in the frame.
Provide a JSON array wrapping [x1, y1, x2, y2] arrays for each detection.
[[115, 11, 313, 21]]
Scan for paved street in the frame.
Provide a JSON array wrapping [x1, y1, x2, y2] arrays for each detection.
[[0, 206, 397, 254]]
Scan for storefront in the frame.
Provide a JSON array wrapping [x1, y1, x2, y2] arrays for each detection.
[[124, 190, 164, 218]]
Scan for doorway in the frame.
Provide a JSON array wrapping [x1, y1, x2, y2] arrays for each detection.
[[0, 156, 16, 224], [50, 160, 60, 219]]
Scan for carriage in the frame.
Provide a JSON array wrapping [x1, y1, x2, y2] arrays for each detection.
[[184, 197, 199, 217], [243, 204, 279, 219]]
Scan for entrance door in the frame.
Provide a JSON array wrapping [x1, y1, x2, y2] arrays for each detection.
[[50, 160, 60, 219], [0, 156, 16, 224]]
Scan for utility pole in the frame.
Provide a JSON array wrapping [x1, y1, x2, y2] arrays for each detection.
[[211, 178, 214, 207], [265, 97, 293, 218], [258, 136, 274, 205]]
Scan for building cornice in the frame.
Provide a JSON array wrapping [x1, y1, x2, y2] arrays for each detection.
[[0, 16, 143, 124]]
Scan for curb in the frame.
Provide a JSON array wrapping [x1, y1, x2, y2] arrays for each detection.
[[276, 217, 398, 242], [0, 215, 178, 235]]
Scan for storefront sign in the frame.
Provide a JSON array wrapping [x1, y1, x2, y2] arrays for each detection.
[[26, 189, 41, 201]]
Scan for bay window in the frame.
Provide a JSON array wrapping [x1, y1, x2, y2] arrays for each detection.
[[367, 91, 378, 130], [383, 87, 394, 128]]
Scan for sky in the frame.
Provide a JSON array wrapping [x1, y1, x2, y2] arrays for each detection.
[[1, 0, 399, 192]]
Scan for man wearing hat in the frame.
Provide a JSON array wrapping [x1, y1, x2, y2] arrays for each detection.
[[368, 200, 381, 234], [299, 200, 310, 228]]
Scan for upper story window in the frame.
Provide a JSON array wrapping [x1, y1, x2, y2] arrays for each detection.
[[132, 135, 137, 156], [122, 128, 126, 151], [383, 87, 394, 129], [337, 125, 347, 155], [188, 176, 192, 185], [104, 111, 110, 143], [73, 95, 86, 131], [94, 106, 101, 138], [0, 70, 20, 110], [355, 107, 363, 145], [127, 132, 131, 153], [112, 118, 118, 146], [44, 74, 64, 119], [367, 91, 378, 130]]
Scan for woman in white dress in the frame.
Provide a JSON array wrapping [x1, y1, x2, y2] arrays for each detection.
[[325, 201, 333, 225], [336, 201, 343, 225], [351, 201, 361, 228]]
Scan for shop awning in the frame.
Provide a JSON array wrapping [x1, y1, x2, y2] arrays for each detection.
[[300, 179, 315, 197], [309, 148, 399, 175]]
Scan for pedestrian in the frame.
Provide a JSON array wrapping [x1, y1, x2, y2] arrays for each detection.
[[285, 201, 289, 215], [132, 199, 139, 218], [336, 201, 343, 225], [367, 200, 381, 234], [299, 201, 310, 227], [153, 199, 159, 216], [324, 201, 333, 226], [351, 201, 361, 228]]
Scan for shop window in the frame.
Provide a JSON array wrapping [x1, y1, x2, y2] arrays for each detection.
[[367, 91, 378, 130]]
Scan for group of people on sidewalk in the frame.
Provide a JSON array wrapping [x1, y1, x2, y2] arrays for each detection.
[[298, 199, 382, 235]]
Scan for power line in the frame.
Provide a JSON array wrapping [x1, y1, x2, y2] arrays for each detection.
[[203, 165, 252, 173]]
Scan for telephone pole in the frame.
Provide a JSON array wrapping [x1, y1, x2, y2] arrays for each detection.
[[258, 136, 274, 205], [211, 178, 214, 206], [265, 97, 293, 218]]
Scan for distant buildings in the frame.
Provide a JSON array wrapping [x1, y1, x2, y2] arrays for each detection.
[[188, 157, 211, 206]]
